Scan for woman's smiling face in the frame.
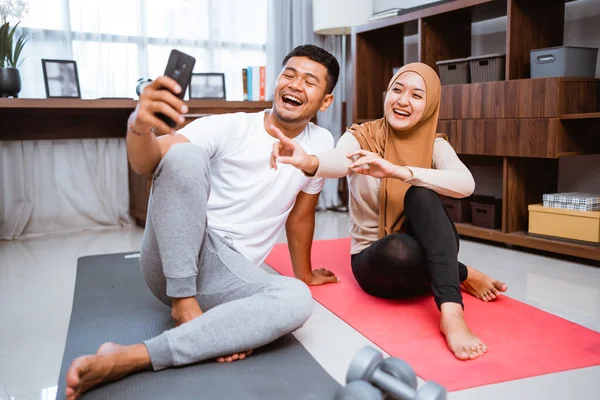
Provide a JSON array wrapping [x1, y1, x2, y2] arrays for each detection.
[[384, 71, 427, 131]]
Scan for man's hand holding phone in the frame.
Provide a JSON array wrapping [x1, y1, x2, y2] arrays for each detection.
[[128, 76, 189, 136]]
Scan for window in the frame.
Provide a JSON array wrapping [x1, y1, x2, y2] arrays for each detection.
[[18, 0, 267, 100]]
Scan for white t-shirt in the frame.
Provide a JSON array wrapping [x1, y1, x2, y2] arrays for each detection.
[[179, 110, 334, 265]]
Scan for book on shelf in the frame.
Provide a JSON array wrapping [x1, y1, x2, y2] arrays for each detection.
[[246, 67, 252, 100], [259, 66, 265, 101], [242, 68, 248, 101], [242, 66, 266, 101]]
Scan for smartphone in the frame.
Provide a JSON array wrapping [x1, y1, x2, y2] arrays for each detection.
[[156, 49, 196, 127]]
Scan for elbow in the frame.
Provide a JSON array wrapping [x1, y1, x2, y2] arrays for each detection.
[[129, 161, 152, 177], [450, 172, 475, 198], [461, 175, 476, 198], [287, 215, 314, 228], [286, 212, 316, 230]]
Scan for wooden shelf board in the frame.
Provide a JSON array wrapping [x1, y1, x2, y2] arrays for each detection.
[[0, 98, 137, 109], [456, 223, 600, 261], [0, 98, 272, 110], [560, 112, 600, 120], [455, 223, 503, 240], [0, 100, 272, 141]]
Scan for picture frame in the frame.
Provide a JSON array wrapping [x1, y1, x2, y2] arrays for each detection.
[[41, 59, 82, 98], [189, 73, 226, 100]]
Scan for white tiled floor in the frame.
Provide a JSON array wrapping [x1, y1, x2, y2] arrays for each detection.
[[1, 211, 599, 399]]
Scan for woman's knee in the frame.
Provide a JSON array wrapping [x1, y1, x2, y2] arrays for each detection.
[[404, 186, 440, 212], [405, 186, 438, 205]]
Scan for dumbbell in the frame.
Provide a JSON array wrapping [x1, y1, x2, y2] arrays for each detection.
[[345, 346, 447, 400], [336, 381, 383, 400]]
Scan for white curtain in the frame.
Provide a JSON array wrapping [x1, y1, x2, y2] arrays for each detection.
[[1, 0, 268, 239], [0, 139, 131, 239], [267, 0, 343, 210], [16, 0, 268, 100]]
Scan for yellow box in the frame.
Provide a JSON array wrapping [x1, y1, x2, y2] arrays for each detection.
[[528, 204, 600, 243]]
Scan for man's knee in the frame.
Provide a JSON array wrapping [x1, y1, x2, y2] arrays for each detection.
[[156, 143, 208, 177], [273, 278, 313, 332], [154, 143, 209, 189]]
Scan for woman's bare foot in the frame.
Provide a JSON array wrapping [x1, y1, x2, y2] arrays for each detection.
[[171, 297, 253, 363], [440, 303, 487, 360], [461, 266, 507, 302], [65, 343, 150, 400]]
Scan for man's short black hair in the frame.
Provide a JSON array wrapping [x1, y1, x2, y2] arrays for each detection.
[[282, 44, 340, 94]]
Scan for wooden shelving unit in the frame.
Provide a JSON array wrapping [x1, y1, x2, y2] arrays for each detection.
[[351, 0, 600, 262]]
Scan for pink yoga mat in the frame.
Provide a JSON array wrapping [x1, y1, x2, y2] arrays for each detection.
[[265, 238, 600, 391]]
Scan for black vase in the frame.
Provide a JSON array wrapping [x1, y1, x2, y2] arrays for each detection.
[[0, 68, 22, 98]]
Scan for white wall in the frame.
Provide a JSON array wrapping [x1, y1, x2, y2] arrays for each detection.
[[392, 0, 600, 196]]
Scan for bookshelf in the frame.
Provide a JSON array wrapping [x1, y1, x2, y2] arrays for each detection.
[[351, 0, 600, 261]]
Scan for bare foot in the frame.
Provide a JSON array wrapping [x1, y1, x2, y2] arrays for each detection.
[[171, 297, 203, 327], [461, 265, 507, 302], [171, 297, 252, 363], [440, 303, 487, 360], [216, 349, 253, 363], [65, 343, 150, 400]]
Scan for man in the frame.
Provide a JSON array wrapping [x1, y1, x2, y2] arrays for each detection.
[[65, 44, 340, 399]]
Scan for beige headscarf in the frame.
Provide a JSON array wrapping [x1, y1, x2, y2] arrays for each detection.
[[348, 62, 446, 237]]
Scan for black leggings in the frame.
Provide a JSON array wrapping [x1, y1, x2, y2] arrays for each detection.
[[351, 186, 468, 309]]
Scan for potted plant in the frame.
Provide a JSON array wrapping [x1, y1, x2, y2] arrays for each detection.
[[0, 0, 29, 98]]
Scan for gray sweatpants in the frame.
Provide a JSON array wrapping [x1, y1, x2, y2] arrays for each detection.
[[140, 143, 313, 371]]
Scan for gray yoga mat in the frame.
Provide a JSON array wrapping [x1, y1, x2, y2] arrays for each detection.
[[56, 252, 341, 399]]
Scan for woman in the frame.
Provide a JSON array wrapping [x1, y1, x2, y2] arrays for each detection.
[[271, 62, 507, 360]]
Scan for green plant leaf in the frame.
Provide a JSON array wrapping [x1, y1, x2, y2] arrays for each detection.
[[0, 23, 8, 68], [0, 22, 28, 68], [7, 23, 16, 63], [12, 33, 28, 68]]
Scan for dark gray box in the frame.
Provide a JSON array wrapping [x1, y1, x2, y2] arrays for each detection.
[[530, 46, 598, 78]]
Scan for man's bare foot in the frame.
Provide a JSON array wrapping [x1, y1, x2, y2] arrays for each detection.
[[216, 349, 253, 363], [65, 343, 150, 400], [461, 265, 507, 302], [170, 297, 252, 363], [440, 303, 487, 360], [171, 297, 204, 327]]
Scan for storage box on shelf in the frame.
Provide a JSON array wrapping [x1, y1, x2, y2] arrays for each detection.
[[529, 204, 600, 244], [468, 54, 505, 82], [437, 58, 470, 85], [352, 0, 600, 261], [470, 196, 502, 229], [543, 192, 600, 212], [440, 196, 471, 223], [530, 46, 598, 79]]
